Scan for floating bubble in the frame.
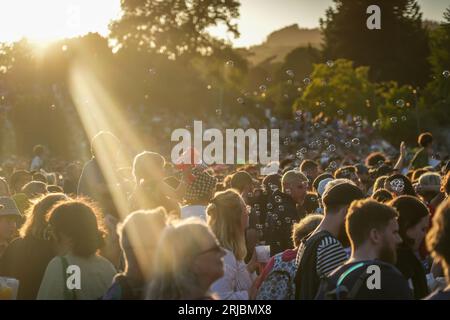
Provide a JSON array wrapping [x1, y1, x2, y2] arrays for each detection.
[[283, 94, 289, 99], [295, 116, 301, 121], [148, 68, 156, 75], [267, 203, 273, 210], [296, 150, 304, 159], [284, 217, 291, 224], [327, 144, 336, 152], [351, 138, 360, 146], [326, 60, 334, 67], [215, 109, 222, 116], [319, 101, 326, 107], [275, 196, 282, 203], [377, 160, 385, 167], [401, 115, 407, 122], [286, 70, 295, 77], [303, 77, 311, 85], [270, 184, 278, 191], [325, 131, 333, 138], [345, 141, 352, 148], [314, 123, 320, 129], [277, 221, 282, 227], [254, 204, 260, 210], [272, 213, 279, 220], [285, 188, 291, 195], [337, 109, 344, 116], [50, 104, 56, 110], [442, 70, 450, 78], [323, 139, 330, 146], [247, 192, 253, 198], [207, 84, 212, 90], [300, 148, 307, 154], [390, 179, 405, 193], [259, 85, 267, 92], [390, 117, 398, 123], [287, 79, 293, 85], [226, 60, 234, 67], [396, 99, 405, 108], [266, 77, 272, 82], [329, 161, 337, 169], [374, 119, 382, 126], [61, 45, 68, 52], [237, 97, 244, 104], [278, 205, 284, 212]]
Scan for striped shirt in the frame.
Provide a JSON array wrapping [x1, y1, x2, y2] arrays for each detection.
[[315, 236, 348, 277]]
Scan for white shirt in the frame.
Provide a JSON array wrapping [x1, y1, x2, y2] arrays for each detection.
[[180, 205, 207, 221], [210, 249, 256, 300]]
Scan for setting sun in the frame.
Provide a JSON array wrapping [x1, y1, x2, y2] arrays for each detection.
[[0, 0, 121, 44]]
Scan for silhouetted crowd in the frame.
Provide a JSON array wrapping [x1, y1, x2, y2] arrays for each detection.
[[0, 127, 450, 300]]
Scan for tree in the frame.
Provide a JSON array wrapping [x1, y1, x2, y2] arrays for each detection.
[[294, 59, 377, 119], [321, 0, 430, 86], [421, 6, 450, 126], [109, 0, 240, 59]]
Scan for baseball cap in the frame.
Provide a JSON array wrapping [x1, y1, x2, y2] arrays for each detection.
[[0, 196, 22, 218]]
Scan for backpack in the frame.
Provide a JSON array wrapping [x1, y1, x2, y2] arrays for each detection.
[[294, 230, 333, 300], [317, 262, 371, 300], [255, 253, 297, 300]]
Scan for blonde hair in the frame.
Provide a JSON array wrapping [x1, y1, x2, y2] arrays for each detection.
[[117, 207, 167, 279], [291, 214, 323, 247], [20, 193, 68, 239], [207, 189, 247, 261], [146, 219, 217, 299]]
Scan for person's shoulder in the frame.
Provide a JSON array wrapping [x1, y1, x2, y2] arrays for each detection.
[[45, 256, 64, 273], [317, 233, 342, 249]]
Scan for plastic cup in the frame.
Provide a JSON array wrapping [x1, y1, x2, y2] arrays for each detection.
[[0, 277, 19, 300], [255, 245, 271, 263]]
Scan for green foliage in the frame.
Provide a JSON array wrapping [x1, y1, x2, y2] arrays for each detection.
[[109, 0, 240, 58], [294, 59, 377, 119]]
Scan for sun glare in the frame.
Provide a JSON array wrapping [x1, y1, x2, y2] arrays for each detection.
[[0, 0, 122, 45]]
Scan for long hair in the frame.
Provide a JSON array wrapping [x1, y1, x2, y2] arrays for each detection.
[[20, 193, 68, 239], [117, 207, 167, 279], [146, 219, 216, 299], [47, 198, 106, 257], [389, 195, 429, 248], [207, 189, 247, 261]]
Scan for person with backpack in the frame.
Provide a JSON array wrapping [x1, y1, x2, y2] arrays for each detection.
[[316, 199, 413, 299], [37, 199, 116, 300], [294, 182, 364, 299], [255, 214, 322, 300]]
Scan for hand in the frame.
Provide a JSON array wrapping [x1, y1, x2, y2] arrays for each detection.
[[247, 280, 259, 300], [246, 249, 259, 274]]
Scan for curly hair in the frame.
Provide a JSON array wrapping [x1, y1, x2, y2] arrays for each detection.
[[47, 198, 106, 257]]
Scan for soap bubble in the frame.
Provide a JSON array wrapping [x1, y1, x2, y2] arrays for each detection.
[[326, 60, 334, 67], [286, 70, 295, 77], [351, 138, 360, 146], [396, 99, 405, 108]]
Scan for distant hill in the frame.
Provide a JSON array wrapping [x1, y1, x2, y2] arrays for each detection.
[[240, 24, 322, 66]]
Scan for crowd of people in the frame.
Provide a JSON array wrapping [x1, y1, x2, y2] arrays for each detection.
[[0, 127, 450, 300]]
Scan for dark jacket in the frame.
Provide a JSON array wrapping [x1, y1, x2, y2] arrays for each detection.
[[0, 236, 55, 300], [395, 246, 429, 299], [409, 148, 429, 170]]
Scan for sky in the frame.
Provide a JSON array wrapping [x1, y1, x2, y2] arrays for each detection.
[[0, 0, 448, 47]]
